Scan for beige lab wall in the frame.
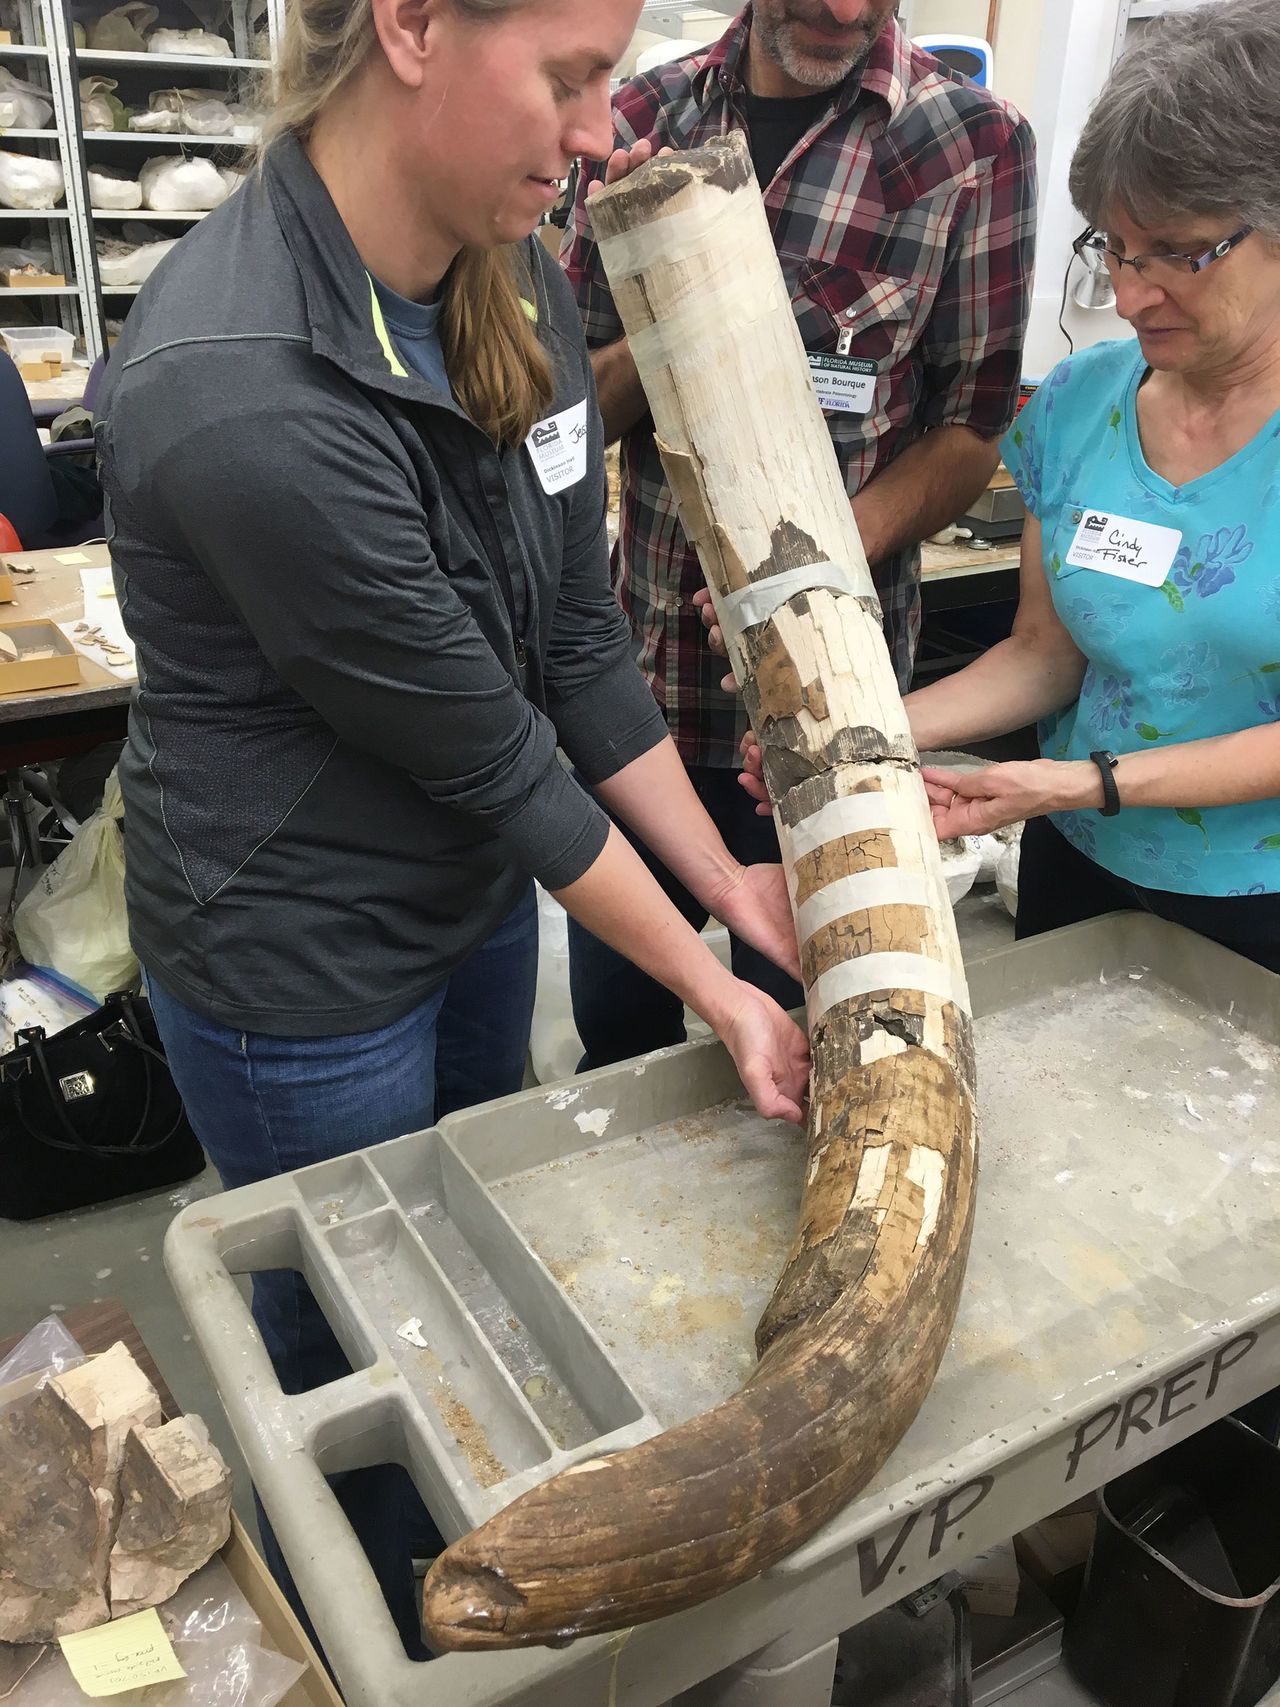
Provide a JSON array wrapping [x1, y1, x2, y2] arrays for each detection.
[[910, 0, 1046, 124]]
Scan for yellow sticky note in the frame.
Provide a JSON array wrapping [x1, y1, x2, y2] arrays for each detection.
[[54, 552, 93, 565], [58, 1608, 186, 1697]]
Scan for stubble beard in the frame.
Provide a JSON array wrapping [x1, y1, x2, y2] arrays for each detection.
[[752, 4, 884, 90]]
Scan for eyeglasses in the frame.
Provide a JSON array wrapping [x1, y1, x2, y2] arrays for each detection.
[[1073, 225, 1255, 282]]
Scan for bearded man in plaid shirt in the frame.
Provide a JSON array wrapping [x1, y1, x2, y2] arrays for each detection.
[[563, 0, 1037, 1067]]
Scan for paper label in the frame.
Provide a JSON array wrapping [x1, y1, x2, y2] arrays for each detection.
[[55, 552, 93, 565], [808, 354, 876, 415], [526, 398, 589, 495], [58, 1608, 186, 1697], [1065, 509, 1182, 587]]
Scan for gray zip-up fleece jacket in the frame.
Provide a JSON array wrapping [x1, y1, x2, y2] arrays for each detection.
[[97, 135, 666, 1035]]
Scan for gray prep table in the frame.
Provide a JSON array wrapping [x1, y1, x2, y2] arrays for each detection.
[[165, 914, 1280, 1707]]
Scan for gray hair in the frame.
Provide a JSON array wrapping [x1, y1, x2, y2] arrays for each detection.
[[1070, 0, 1280, 240]]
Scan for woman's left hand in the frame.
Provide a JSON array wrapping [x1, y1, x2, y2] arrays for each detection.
[[707, 863, 801, 984], [922, 759, 1101, 840], [587, 140, 675, 198]]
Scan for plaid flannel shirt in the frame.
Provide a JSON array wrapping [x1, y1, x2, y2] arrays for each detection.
[[563, 9, 1037, 768]]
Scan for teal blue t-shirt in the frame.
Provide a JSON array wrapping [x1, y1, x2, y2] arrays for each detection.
[[371, 275, 451, 396], [1001, 338, 1280, 897]]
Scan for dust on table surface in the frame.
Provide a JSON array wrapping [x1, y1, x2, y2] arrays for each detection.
[[493, 979, 1280, 1459], [492, 1097, 806, 1428], [439, 1393, 505, 1488]]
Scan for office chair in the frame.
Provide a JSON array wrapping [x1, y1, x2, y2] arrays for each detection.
[[0, 348, 103, 548]]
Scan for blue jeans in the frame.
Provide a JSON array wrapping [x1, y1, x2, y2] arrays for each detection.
[[147, 884, 537, 1660], [569, 764, 804, 1068]]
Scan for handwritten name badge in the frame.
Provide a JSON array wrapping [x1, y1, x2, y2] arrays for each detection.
[[526, 398, 589, 496], [1065, 509, 1182, 587]]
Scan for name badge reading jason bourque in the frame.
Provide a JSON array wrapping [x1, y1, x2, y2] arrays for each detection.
[[526, 399, 589, 495], [807, 354, 876, 415], [1065, 509, 1182, 587]]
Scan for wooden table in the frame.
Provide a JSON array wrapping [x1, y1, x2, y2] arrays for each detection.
[[0, 547, 132, 742], [917, 538, 1023, 682], [0, 1298, 176, 1415], [921, 537, 1022, 606]]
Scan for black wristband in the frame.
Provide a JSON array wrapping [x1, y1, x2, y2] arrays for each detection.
[[1090, 749, 1121, 817]]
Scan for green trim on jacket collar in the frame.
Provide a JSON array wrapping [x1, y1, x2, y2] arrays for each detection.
[[367, 273, 409, 379]]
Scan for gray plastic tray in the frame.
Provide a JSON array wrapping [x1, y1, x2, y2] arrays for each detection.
[[166, 916, 1280, 1707]]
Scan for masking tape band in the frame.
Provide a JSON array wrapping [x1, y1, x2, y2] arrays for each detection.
[[626, 263, 784, 370], [596, 194, 743, 282], [807, 951, 971, 1027], [718, 558, 876, 645], [795, 868, 933, 942], [781, 790, 921, 862]]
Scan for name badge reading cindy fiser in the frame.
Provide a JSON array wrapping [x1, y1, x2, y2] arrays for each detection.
[[1065, 509, 1182, 587]]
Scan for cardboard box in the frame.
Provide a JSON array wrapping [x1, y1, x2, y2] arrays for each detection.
[[0, 1372, 343, 1706], [0, 28, 12, 42], [222, 1518, 344, 1707], [959, 1539, 1022, 1617], [1014, 1509, 1098, 1615], [18, 360, 53, 382], [0, 620, 81, 693], [0, 574, 14, 605], [0, 269, 66, 290]]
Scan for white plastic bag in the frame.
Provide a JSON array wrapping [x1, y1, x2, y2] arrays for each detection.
[[0, 150, 64, 211], [140, 153, 227, 211], [79, 74, 128, 132], [0, 241, 55, 274], [940, 837, 982, 906], [15, 770, 138, 1002], [87, 164, 142, 209], [0, 970, 96, 1053], [0, 67, 53, 131], [6, 1559, 305, 1706], [996, 837, 1021, 920], [87, 2, 158, 52], [148, 26, 231, 56], [96, 235, 176, 285], [130, 87, 233, 135], [227, 100, 264, 141], [0, 1316, 84, 1393], [217, 164, 246, 196]]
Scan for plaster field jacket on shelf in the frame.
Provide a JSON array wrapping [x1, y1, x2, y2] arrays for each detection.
[[96, 134, 667, 1036]]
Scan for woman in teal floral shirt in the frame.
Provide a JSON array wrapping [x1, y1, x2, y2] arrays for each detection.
[[902, 0, 1280, 968]]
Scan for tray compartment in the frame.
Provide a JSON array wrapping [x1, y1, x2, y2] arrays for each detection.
[[368, 1129, 646, 1451]]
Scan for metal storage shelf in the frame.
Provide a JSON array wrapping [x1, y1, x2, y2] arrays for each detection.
[[1113, 0, 1216, 55], [91, 207, 208, 220], [1003, 1668, 1280, 1704], [0, 284, 77, 295], [77, 47, 265, 71], [84, 130, 247, 145], [9, 0, 279, 357], [1127, 0, 1213, 14]]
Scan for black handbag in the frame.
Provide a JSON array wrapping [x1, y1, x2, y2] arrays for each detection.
[[0, 990, 205, 1221]]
